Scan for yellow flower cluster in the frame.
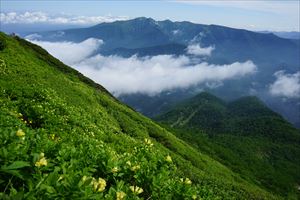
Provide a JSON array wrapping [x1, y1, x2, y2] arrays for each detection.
[[180, 177, 192, 185], [130, 185, 143, 195], [131, 165, 140, 172], [111, 167, 119, 173], [16, 129, 25, 139], [144, 138, 153, 147], [50, 134, 55, 140], [49, 133, 61, 142], [18, 113, 32, 124], [185, 178, 192, 185], [82, 175, 88, 182], [91, 177, 106, 192], [165, 155, 172, 163], [126, 161, 131, 166], [116, 191, 126, 200], [35, 153, 48, 167]]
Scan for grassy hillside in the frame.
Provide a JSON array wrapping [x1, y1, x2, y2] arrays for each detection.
[[0, 33, 281, 199], [156, 92, 300, 198]]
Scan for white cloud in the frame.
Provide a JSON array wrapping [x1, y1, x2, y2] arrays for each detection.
[[269, 71, 300, 98], [0, 11, 129, 25], [75, 55, 256, 96], [186, 44, 214, 56], [29, 38, 257, 96], [30, 38, 103, 65]]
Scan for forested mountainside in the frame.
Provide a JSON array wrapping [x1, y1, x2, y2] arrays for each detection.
[[156, 92, 300, 198]]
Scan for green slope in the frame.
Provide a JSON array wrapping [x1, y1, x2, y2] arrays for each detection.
[[156, 92, 300, 199], [0, 33, 280, 199]]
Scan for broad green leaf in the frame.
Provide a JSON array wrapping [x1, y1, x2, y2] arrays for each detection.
[[2, 161, 30, 170]]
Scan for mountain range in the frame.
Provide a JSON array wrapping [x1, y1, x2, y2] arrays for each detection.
[[259, 31, 300, 40], [28, 17, 300, 128]]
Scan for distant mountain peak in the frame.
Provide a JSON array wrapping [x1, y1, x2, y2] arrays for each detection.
[[133, 17, 155, 21], [157, 92, 298, 140], [125, 17, 156, 25]]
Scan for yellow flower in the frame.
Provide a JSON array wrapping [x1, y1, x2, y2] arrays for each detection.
[[111, 167, 119, 173], [35, 153, 47, 167], [97, 178, 106, 192], [144, 138, 153, 146], [165, 155, 172, 163], [116, 191, 126, 200], [131, 165, 140, 172], [50, 134, 55, 140], [35, 157, 48, 167], [126, 161, 131, 166], [81, 175, 88, 182], [185, 178, 192, 185], [16, 129, 25, 137], [91, 177, 106, 192], [192, 194, 197, 199], [130, 186, 143, 195]]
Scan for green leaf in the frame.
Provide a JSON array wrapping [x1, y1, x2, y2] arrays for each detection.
[[2, 161, 30, 170], [40, 184, 56, 194]]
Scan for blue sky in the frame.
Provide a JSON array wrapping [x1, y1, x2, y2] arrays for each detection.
[[1, 0, 299, 31]]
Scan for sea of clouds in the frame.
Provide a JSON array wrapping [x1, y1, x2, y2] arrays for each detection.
[[28, 38, 258, 96]]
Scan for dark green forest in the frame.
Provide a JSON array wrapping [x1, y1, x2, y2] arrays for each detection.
[[156, 92, 300, 199]]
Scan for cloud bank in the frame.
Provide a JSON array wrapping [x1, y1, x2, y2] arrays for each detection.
[[30, 38, 257, 96], [75, 55, 256, 95], [31, 38, 103, 65], [269, 71, 300, 98], [0, 11, 129, 25]]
